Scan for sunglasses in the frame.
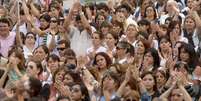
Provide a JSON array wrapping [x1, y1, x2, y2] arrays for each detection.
[[57, 48, 65, 51], [27, 65, 34, 69]]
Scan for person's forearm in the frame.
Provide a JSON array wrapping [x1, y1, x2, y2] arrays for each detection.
[[0, 69, 8, 88], [179, 85, 192, 101], [159, 86, 174, 99], [30, 3, 40, 18], [48, 35, 56, 52], [80, 12, 92, 34], [116, 80, 128, 97]]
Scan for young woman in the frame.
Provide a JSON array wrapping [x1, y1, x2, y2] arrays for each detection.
[[26, 60, 43, 79], [140, 72, 160, 100], [158, 36, 172, 67], [134, 39, 150, 69], [168, 20, 188, 46], [178, 43, 198, 73], [183, 15, 198, 48], [23, 32, 37, 60], [105, 32, 118, 58], [155, 69, 168, 93], [70, 83, 91, 101], [144, 5, 158, 22], [141, 48, 160, 73], [100, 71, 120, 101], [87, 31, 107, 61], [7, 49, 26, 84], [90, 52, 112, 82]]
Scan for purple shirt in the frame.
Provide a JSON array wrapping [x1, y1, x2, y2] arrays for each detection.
[[0, 32, 16, 57]]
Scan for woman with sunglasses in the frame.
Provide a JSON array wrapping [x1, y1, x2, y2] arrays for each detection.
[[26, 60, 43, 79]]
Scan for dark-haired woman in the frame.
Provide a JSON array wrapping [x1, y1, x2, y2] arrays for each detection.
[[141, 48, 160, 73], [23, 32, 37, 60], [178, 43, 198, 73]]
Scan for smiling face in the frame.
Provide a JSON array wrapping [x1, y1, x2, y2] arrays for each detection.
[[0, 22, 9, 37]]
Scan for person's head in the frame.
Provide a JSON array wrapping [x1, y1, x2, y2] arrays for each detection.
[[0, 17, 10, 37], [141, 71, 157, 92], [53, 68, 65, 83], [57, 40, 71, 56], [135, 39, 150, 55], [100, 21, 111, 35], [91, 31, 104, 46], [187, 0, 194, 9], [137, 31, 149, 40], [155, 69, 168, 88], [184, 15, 196, 31], [57, 96, 71, 101], [105, 32, 119, 47], [33, 45, 49, 62], [126, 24, 138, 40], [47, 54, 60, 74], [110, 20, 124, 36], [170, 88, 185, 101], [173, 61, 189, 76], [16, 76, 42, 97], [96, 3, 109, 17], [144, 5, 157, 19], [95, 13, 106, 26], [116, 4, 132, 18], [49, 3, 61, 18], [178, 43, 198, 72], [8, 49, 25, 70], [0, 6, 7, 17], [158, 24, 168, 38], [159, 36, 171, 52], [50, 17, 59, 29], [168, 20, 182, 39], [39, 14, 51, 30], [140, 0, 153, 16], [102, 71, 120, 92], [63, 71, 81, 85], [26, 60, 43, 78], [115, 41, 130, 58], [24, 32, 36, 45], [75, 15, 84, 31], [70, 83, 90, 101], [143, 48, 160, 70], [166, 0, 178, 13], [93, 52, 112, 69], [138, 19, 151, 33]]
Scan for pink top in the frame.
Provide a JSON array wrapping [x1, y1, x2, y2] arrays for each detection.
[[0, 32, 16, 57]]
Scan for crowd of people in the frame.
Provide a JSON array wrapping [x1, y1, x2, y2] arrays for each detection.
[[0, 0, 201, 101]]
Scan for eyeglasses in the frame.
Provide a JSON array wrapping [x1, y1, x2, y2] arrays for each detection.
[[57, 48, 65, 51]]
